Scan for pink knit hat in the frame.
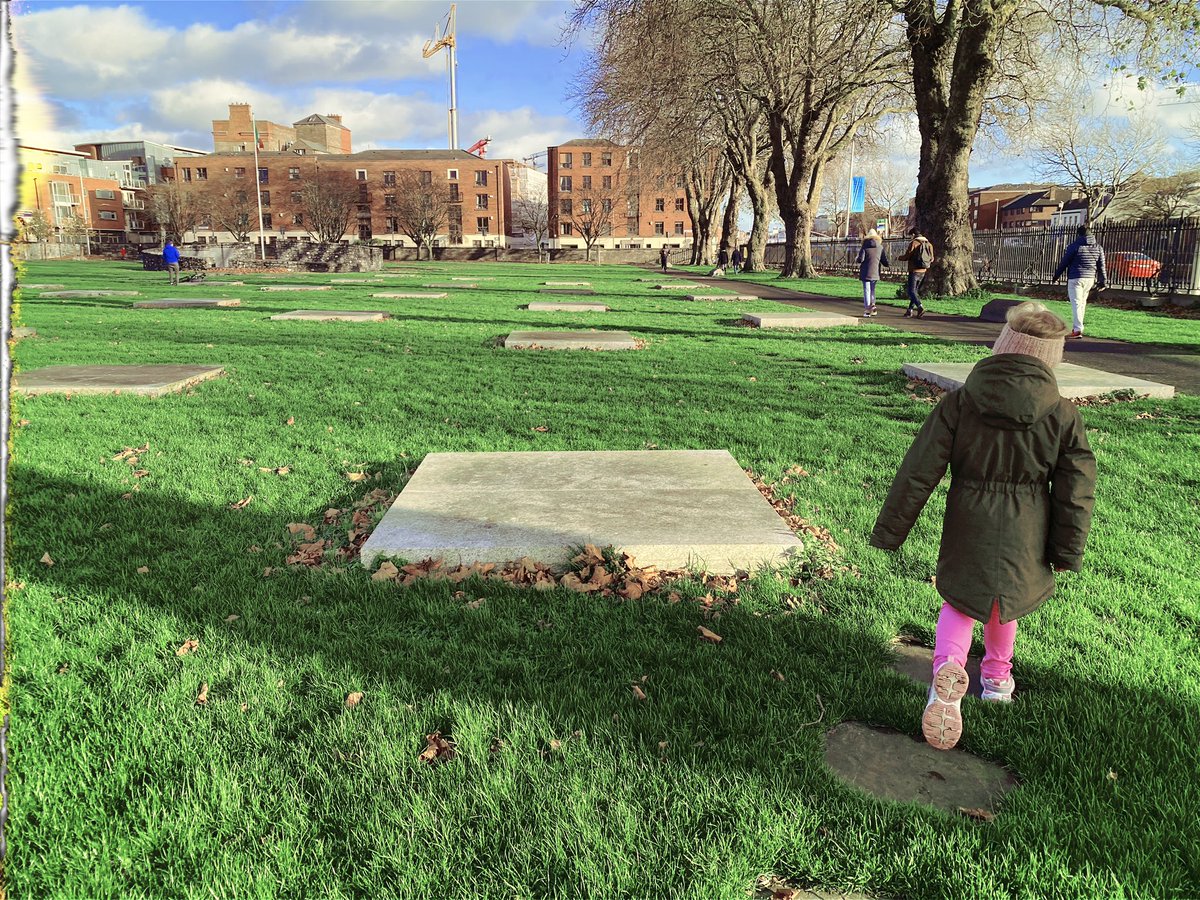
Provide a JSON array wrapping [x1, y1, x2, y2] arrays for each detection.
[[992, 324, 1064, 367]]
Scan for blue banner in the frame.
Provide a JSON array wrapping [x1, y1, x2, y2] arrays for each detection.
[[850, 177, 866, 213]]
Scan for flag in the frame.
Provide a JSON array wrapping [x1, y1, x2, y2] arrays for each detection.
[[253, 120, 263, 150], [850, 177, 866, 213]]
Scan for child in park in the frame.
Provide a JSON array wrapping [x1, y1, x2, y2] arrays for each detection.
[[870, 302, 1096, 750]]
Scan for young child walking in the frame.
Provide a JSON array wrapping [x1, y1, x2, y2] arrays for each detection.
[[870, 302, 1097, 750]]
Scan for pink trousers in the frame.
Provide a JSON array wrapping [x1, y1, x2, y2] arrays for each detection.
[[932, 601, 1016, 681]]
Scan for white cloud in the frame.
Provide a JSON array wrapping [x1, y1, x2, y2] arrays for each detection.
[[461, 106, 579, 161]]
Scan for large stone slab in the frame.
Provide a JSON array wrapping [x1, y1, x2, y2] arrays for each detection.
[[20, 283, 64, 289], [14, 364, 224, 397], [182, 280, 244, 286], [271, 309, 389, 322], [824, 722, 1018, 815], [543, 281, 592, 287], [451, 276, 493, 281], [653, 284, 692, 290], [978, 298, 1022, 323], [373, 291, 448, 299], [539, 288, 598, 296], [359, 450, 803, 574], [330, 278, 387, 284], [743, 311, 860, 329], [425, 282, 471, 289], [527, 302, 609, 312], [504, 330, 638, 351], [38, 290, 140, 298], [133, 298, 241, 308], [903, 361, 1175, 400], [685, 294, 759, 301], [259, 284, 331, 291]]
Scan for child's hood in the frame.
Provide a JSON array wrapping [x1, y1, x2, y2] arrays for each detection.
[[962, 355, 1061, 429]]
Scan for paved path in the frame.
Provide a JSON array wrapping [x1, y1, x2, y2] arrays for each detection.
[[666, 272, 1200, 395]]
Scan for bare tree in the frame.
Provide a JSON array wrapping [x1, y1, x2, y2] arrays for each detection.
[[202, 183, 257, 242], [1133, 170, 1200, 219], [864, 152, 917, 235], [391, 171, 450, 259], [144, 180, 205, 243], [300, 170, 357, 243], [564, 177, 621, 261], [1033, 100, 1166, 223], [513, 187, 551, 260], [21, 210, 53, 243]]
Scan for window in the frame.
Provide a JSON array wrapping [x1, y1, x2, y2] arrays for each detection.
[[260, 191, 270, 207], [182, 168, 192, 182], [98, 210, 117, 220], [654, 222, 665, 235], [475, 170, 488, 186], [581, 199, 593, 213], [477, 216, 490, 235], [196, 167, 207, 180], [476, 193, 489, 210], [262, 212, 273, 228], [236, 190, 248, 203], [198, 215, 212, 229], [52, 163, 69, 174], [237, 213, 250, 228], [290, 191, 302, 204], [449, 185, 461, 202], [602, 175, 612, 189], [561, 152, 573, 169], [655, 175, 665, 189], [289, 167, 300, 180], [258, 167, 269, 184], [601, 199, 612, 213], [293, 213, 303, 225], [95, 189, 116, 199], [674, 222, 684, 236], [561, 222, 573, 236], [601, 152, 612, 166], [655, 198, 665, 212], [559, 176, 572, 192], [560, 199, 573, 215], [356, 169, 367, 181], [420, 170, 432, 185], [582, 152, 592, 166], [384, 195, 397, 209], [675, 174, 685, 188], [357, 204, 371, 214], [384, 216, 397, 232], [359, 223, 372, 240], [626, 216, 638, 232], [234, 167, 245, 179], [675, 197, 685, 212], [447, 168, 458, 180], [382, 171, 396, 186], [582, 175, 592, 189]]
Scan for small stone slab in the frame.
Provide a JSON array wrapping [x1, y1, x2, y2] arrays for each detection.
[[133, 298, 241, 308], [21, 283, 64, 289], [504, 330, 638, 351], [543, 281, 592, 287], [527, 302, 610, 312], [903, 361, 1175, 400], [979, 298, 1022, 323], [329, 278, 386, 284], [653, 284, 692, 290], [259, 285, 331, 292], [686, 294, 759, 301], [824, 722, 1018, 815], [539, 288, 598, 296], [450, 276, 493, 281], [182, 280, 244, 286], [271, 309, 389, 322], [743, 311, 860, 329], [38, 290, 140, 298], [359, 449, 803, 574], [889, 640, 983, 698], [15, 364, 224, 397], [424, 282, 471, 289], [372, 292, 448, 299], [11, 327, 37, 339]]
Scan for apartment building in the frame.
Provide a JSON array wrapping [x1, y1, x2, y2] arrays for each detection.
[[967, 183, 1077, 230], [546, 139, 692, 250], [505, 161, 549, 248], [18, 145, 137, 246], [74, 139, 207, 188], [211, 103, 352, 155]]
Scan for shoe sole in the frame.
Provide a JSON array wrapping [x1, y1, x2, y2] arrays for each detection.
[[933, 661, 969, 703], [922, 700, 963, 750]]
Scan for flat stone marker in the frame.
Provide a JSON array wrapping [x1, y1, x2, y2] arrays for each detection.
[[979, 298, 1022, 323], [14, 364, 224, 397], [889, 640, 983, 698], [504, 330, 638, 351], [685, 294, 759, 301], [182, 280, 244, 286], [824, 722, 1017, 815], [743, 311, 861, 329], [539, 288, 598, 296], [21, 283, 64, 289], [133, 298, 241, 308], [330, 278, 386, 284], [271, 309, 390, 322], [38, 290, 140, 298], [425, 282, 471, 289], [359, 449, 803, 574], [260, 285, 331, 292], [543, 281, 592, 287], [527, 302, 609, 312], [372, 292, 448, 299], [11, 327, 37, 339], [451, 276, 493, 281], [903, 361, 1175, 400], [653, 284, 692, 290]]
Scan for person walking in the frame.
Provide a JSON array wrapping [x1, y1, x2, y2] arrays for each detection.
[[897, 227, 934, 317], [717, 246, 729, 270], [870, 302, 1096, 751], [162, 240, 181, 286], [659, 246, 669, 272], [856, 228, 890, 317], [731, 247, 744, 273], [1053, 225, 1107, 339]]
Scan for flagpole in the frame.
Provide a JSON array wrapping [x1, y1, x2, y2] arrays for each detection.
[[250, 107, 266, 260]]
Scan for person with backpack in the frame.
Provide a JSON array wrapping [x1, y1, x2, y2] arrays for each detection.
[[898, 228, 934, 317], [856, 228, 890, 317], [1052, 225, 1107, 339], [731, 247, 744, 273]]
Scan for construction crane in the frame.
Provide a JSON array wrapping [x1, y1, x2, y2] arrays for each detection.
[[421, 4, 458, 150], [522, 150, 548, 169], [465, 136, 491, 157]]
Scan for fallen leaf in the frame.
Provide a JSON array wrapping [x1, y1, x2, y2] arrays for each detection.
[[287, 522, 317, 542], [176, 639, 199, 656], [132, 469, 150, 478], [297, 595, 312, 606], [324, 508, 342, 523], [275, 466, 291, 475], [286, 416, 295, 426], [771, 670, 786, 682], [136, 565, 150, 574], [98, 522, 113, 531], [345, 691, 364, 708], [418, 731, 457, 765], [697, 625, 723, 644], [465, 598, 485, 610], [224, 614, 240, 624], [657, 740, 668, 751], [345, 471, 368, 482], [549, 738, 562, 750], [532, 425, 550, 433], [229, 496, 253, 510], [489, 738, 505, 753], [1107, 769, 1118, 781], [631, 684, 647, 701], [371, 560, 400, 581], [240, 703, 249, 712], [958, 806, 995, 822], [748, 376, 757, 382], [40, 552, 54, 567], [262, 566, 274, 577], [195, 682, 209, 705]]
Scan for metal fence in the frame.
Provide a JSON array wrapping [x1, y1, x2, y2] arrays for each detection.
[[774, 218, 1200, 296]]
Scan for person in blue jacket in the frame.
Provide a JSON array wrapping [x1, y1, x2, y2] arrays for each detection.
[[162, 240, 181, 285], [1052, 226, 1107, 339]]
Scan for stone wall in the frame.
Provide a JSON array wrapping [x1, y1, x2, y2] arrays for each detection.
[[141, 241, 383, 272], [384, 247, 667, 265]]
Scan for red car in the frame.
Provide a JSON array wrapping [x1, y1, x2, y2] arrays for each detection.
[[1109, 252, 1162, 279]]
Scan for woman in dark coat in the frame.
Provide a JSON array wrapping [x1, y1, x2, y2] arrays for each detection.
[[855, 229, 889, 317], [871, 302, 1096, 750]]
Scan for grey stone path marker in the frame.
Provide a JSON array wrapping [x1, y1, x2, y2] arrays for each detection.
[[183, 280, 244, 286], [903, 361, 1175, 399], [543, 281, 592, 287], [15, 364, 225, 397], [824, 722, 1018, 815], [527, 302, 609, 312], [743, 311, 861, 329], [11, 327, 37, 339], [451, 276, 493, 280], [133, 298, 241, 308], [425, 282, 472, 289], [39, 290, 140, 298], [271, 310, 390, 322], [330, 278, 386, 284], [653, 284, 692, 290], [359, 449, 803, 574], [685, 294, 759, 301], [260, 285, 331, 292], [20, 283, 64, 289], [373, 291, 448, 299], [504, 330, 638, 350], [889, 640, 983, 698], [539, 288, 598, 296]]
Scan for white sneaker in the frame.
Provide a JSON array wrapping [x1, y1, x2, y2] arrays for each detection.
[[922, 661, 969, 750], [981, 676, 1015, 702]]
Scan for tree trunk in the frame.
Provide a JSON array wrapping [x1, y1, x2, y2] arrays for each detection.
[[718, 175, 740, 251], [742, 168, 772, 272], [767, 114, 819, 279]]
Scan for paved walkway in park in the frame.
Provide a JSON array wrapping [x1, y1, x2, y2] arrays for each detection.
[[666, 271, 1200, 395]]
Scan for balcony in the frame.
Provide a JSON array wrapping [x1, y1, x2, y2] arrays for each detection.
[[123, 198, 145, 210]]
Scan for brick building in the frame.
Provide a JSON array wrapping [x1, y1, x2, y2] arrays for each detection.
[[546, 139, 692, 250], [968, 183, 1076, 230], [18, 145, 136, 247], [211, 103, 351, 155]]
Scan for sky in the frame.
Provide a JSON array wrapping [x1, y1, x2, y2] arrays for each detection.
[[8, 0, 1198, 188]]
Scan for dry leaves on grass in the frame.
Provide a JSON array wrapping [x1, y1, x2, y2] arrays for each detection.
[[40, 552, 54, 567], [195, 682, 210, 705], [345, 691, 364, 708], [345, 471, 369, 482], [697, 625, 723, 644], [224, 614, 240, 624], [260, 465, 291, 475], [958, 806, 996, 822], [631, 684, 648, 702], [136, 565, 150, 574], [175, 639, 199, 656], [418, 731, 457, 765], [111, 442, 149, 462], [286, 416, 295, 426], [229, 496, 253, 510]]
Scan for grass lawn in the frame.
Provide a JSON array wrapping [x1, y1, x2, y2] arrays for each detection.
[[7, 259, 1200, 899], [682, 266, 1200, 349]]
